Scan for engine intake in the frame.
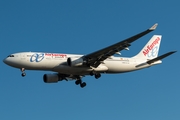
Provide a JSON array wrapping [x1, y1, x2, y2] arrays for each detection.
[[43, 74, 62, 83], [67, 57, 86, 67]]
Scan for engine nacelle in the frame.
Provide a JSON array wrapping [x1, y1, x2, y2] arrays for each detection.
[[43, 74, 60, 83], [67, 57, 85, 67]]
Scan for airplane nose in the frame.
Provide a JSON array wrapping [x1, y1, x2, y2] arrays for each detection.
[[3, 58, 10, 65], [3, 58, 7, 64], [3, 57, 17, 67]]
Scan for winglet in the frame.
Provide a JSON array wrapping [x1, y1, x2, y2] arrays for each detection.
[[149, 23, 158, 30]]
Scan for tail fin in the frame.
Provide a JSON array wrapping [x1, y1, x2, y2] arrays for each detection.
[[133, 35, 162, 59]]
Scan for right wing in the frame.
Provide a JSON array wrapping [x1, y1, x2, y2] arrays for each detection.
[[83, 23, 158, 68]]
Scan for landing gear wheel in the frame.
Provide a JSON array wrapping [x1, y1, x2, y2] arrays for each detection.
[[75, 80, 81, 85], [95, 73, 101, 79], [75, 76, 86, 88], [21, 73, 26, 77], [90, 71, 94, 76], [80, 82, 86, 88]]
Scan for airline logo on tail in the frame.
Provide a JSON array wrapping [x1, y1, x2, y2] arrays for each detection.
[[143, 37, 161, 57]]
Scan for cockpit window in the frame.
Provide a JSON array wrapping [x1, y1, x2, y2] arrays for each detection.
[[7, 55, 15, 57]]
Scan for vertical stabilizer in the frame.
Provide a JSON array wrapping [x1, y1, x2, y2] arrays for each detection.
[[133, 35, 162, 59]]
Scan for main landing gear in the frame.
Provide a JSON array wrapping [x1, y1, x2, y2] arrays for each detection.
[[21, 68, 26, 77], [75, 79, 86, 88], [74, 71, 101, 88], [90, 71, 101, 79]]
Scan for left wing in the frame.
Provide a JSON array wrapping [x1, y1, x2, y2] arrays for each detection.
[[83, 23, 158, 68]]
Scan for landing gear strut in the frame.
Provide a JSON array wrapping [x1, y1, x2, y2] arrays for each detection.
[[21, 68, 26, 77], [75, 78, 86, 88]]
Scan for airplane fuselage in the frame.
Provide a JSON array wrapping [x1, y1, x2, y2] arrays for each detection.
[[3, 52, 161, 75]]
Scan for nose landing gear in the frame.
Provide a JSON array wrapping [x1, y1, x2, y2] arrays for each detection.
[[21, 68, 26, 77]]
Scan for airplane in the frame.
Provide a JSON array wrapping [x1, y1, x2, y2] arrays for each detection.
[[3, 23, 176, 88]]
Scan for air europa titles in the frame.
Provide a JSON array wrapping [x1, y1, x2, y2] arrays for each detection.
[[143, 37, 160, 56], [45, 53, 67, 58]]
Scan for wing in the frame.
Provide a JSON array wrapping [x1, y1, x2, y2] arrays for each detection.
[[83, 23, 158, 68]]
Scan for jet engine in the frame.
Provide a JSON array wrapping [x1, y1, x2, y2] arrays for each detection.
[[67, 57, 86, 67], [43, 74, 62, 83]]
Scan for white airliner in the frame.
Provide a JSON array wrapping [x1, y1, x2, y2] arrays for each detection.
[[3, 23, 176, 88]]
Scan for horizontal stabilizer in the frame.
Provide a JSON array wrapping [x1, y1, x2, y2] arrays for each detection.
[[147, 51, 177, 64]]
